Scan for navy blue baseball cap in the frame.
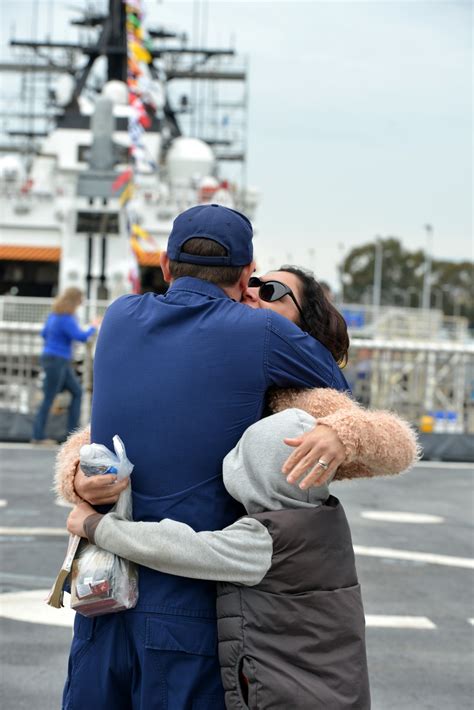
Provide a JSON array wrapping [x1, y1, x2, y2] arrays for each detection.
[[167, 204, 253, 266]]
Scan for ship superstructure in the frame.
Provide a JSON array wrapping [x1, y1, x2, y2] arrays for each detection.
[[0, 0, 257, 298]]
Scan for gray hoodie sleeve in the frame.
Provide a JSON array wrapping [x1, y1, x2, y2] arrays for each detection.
[[94, 514, 273, 587]]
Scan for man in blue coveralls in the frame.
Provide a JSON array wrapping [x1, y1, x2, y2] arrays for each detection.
[[63, 204, 349, 710]]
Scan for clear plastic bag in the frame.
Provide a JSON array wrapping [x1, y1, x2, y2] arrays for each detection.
[[70, 539, 138, 617], [70, 438, 138, 617], [79, 435, 134, 479]]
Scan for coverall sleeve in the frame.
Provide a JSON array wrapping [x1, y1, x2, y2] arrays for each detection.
[[265, 313, 349, 392], [94, 514, 273, 587]]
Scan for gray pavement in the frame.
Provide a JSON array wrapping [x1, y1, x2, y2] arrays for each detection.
[[0, 444, 473, 710]]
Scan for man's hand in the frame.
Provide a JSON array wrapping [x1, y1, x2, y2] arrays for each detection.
[[282, 424, 346, 489], [75, 466, 129, 505], [67, 501, 98, 537]]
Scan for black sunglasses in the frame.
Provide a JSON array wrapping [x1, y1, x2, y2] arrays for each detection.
[[248, 277, 308, 328]]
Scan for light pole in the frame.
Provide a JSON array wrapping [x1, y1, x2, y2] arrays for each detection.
[[338, 242, 345, 304], [421, 224, 433, 310], [431, 286, 444, 313], [372, 236, 383, 313], [447, 286, 463, 318]]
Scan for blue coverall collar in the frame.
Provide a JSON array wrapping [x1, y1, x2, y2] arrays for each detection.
[[167, 277, 233, 301]]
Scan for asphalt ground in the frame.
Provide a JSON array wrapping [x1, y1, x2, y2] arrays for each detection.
[[0, 444, 473, 710]]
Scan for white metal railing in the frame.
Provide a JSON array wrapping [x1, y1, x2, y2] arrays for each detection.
[[339, 303, 469, 341], [0, 325, 44, 416], [0, 296, 110, 326], [347, 339, 474, 434], [0, 296, 470, 342], [0, 322, 472, 435], [0, 324, 93, 426]]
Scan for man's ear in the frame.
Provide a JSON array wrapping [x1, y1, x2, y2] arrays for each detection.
[[238, 260, 256, 294], [160, 252, 172, 283]]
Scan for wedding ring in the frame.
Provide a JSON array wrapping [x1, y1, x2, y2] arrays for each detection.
[[317, 459, 329, 470]]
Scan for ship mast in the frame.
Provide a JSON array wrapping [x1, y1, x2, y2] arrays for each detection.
[[9, 0, 128, 115], [3, 0, 249, 175], [108, 0, 127, 83]]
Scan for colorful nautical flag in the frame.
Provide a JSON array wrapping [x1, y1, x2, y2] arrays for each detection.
[[121, 0, 160, 286], [119, 183, 135, 207], [112, 168, 133, 194]]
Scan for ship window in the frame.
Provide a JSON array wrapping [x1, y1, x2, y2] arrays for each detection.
[[0, 261, 58, 297], [78, 145, 90, 163], [76, 211, 120, 234], [115, 145, 129, 163]]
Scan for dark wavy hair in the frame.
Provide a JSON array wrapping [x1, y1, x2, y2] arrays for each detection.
[[277, 265, 350, 367]]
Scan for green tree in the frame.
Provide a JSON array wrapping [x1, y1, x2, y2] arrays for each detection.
[[430, 260, 473, 323], [341, 238, 473, 324]]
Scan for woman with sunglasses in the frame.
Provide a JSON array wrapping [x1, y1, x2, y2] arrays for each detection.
[[246, 268, 349, 369], [240, 266, 418, 485]]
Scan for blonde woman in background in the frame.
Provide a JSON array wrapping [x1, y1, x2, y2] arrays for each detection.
[[31, 287, 97, 445]]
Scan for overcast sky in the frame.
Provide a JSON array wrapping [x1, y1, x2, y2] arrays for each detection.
[[1, 0, 472, 287]]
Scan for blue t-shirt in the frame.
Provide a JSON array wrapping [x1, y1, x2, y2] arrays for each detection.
[[42, 313, 96, 360]]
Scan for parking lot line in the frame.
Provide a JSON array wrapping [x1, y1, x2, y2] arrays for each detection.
[[354, 545, 474, 569], [361, 511, 444, 524], [0, 527, 67, 536], [365, 615, 436, 629]]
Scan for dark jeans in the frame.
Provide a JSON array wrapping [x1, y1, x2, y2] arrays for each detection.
[[32, 355, 82, 441]]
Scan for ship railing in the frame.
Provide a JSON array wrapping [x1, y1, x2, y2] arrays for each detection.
[[0, 322, 472, 439], [0, 323, 94, 432], [347, 338, 474, 434], [339, 304, 469, 341], [0, 296, 469, 342], [0, 296, 110, 325]]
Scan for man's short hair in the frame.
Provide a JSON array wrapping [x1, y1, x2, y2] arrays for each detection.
[[168, 238, 245, 286]]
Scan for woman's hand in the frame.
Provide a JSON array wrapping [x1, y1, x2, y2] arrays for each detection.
[[282, 424, 346, 489], [67, 501, 98, 537], [74, 466, 129, 505]]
